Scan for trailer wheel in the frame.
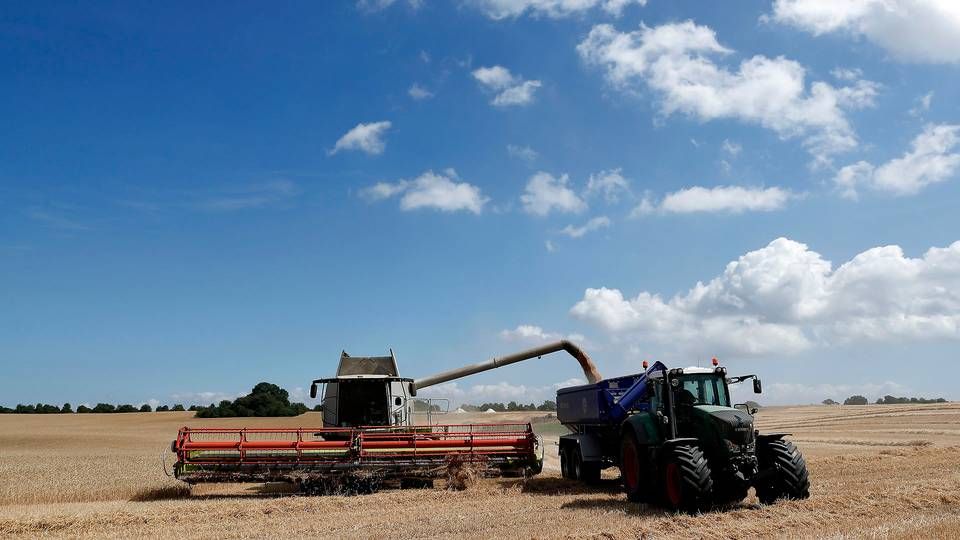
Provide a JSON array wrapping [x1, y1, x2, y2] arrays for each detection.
[[619, 431, 645, 502], [571, 447, 582, 481], [560, 447, 571, 479], [661, 444, 713, 514], [756, 439, 810, 504]]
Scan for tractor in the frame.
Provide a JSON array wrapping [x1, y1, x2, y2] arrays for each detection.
[[556, 359, 810, 513]]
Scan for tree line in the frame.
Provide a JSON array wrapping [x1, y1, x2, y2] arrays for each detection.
[[823, 395, 948, 406], [458, 400, 558, 412], [0, 402, 194, 414]]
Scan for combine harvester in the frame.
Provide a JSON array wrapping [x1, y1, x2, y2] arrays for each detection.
[[555, 358, 810, 512], [171, 341, 601, 493]]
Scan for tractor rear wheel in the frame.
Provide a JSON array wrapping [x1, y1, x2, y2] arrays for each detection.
[[756, 439, 810, 504], [619, 431, 646, 502], [661, 444, 713, 514]]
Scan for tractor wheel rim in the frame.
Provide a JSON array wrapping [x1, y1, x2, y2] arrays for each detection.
[[665, 462, 682, 507], [622, 443, 639, 491]]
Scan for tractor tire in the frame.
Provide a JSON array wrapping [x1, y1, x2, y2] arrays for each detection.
[[661, 444, 714, 514], [619, 431, 646, 502], [756, 438, 810, 504]]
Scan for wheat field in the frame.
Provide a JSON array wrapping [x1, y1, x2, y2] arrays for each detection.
[[1, 404, 959, 539]]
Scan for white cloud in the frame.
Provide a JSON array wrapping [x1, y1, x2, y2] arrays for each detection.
[[831, 67, 863, 81], [521, 171, 588, 216], [571, 237, 960, 358], [500, 324, 585, 344], [545, 239, 557, 252], [361, 169, 489, 214], [560, 216, 611, 238], [634, 186, 795, 215], [329, 121, 392, 156], [197, 180, 299, 212], [468, 0, 646, 19], [734, 380, 911, 406], [769, 0, 960, 64], [722, 139, 742, 157], [419, 376, 588, 405], [909, 91, 934, 117], [507, 144, 539, 162], [472, 65, 542, 107], [408, 83, 434, 100], [834, 123, 960, 199], [577, 21, 878, 166], [585, 168, 630, 202], [356, 0, 423, 12]]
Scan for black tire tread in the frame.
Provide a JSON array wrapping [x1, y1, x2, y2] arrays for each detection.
[[757, 439, 810, 503], [665, 444, 714, 513]]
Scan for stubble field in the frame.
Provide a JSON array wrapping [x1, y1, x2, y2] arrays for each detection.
[[1, 403, 959, 539]]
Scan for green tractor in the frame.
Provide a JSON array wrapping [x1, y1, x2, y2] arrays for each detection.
[[557, 360, 810, 513]]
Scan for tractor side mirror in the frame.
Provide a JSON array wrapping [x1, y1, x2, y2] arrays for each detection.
[[753, 378, 762, 394], [310, 382, 318, 399]]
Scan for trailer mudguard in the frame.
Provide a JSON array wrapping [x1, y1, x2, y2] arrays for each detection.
[[621, 412, 663, 447], [559, 433, 605, 463]]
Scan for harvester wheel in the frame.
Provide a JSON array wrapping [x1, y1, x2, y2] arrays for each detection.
[[619, 431, 646, 502], [661, 444, 713, 514], [756, 438, 810, 504]]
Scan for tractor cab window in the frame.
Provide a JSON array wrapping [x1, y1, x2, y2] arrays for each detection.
[[679, 375, 730, 407]]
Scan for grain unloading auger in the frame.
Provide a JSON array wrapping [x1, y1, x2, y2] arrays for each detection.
[[171, 341, 601, 492]]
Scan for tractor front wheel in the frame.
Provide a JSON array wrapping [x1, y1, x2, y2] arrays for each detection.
[[661, 444, 714, 514], [756, 439, 810, 504]]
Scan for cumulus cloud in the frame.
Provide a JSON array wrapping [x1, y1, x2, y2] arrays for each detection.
[[408, 83, 434, 100], [521, 171, 588, 216], [468, 0, 646, 19], [585, 168, 630, 202], [834, 124, 960, 199], [571, 237, 960, 358], [329, 121, 392, 155], [722, 140, 742, 157], [577, 21, 878, 166], [732, 380, 911, 406], [769, 0, 960, 64], [361, 169, 489, 214], [632, 186, 795, 215], [560, 216, 611, 238], [472, 66, 542, 107]]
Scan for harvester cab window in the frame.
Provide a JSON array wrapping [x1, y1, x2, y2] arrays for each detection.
[[338, 380, 390, 426]]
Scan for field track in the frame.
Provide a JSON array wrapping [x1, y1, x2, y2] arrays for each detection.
[[1, 404, 958, 538]]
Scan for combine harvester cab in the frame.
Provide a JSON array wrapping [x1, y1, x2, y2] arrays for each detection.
[[172, 341, 602, 493]]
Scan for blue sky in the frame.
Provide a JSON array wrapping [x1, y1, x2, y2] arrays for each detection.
[[2, 0, 959, 408]]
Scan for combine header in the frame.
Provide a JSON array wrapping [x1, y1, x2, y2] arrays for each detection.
[[171, 341, 601, 492]]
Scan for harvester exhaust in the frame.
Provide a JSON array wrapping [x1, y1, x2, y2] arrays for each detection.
[[412, 340, 602, 392]]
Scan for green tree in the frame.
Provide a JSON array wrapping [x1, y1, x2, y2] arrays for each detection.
[[139, 404, 152, 412], [843, 395, 868, 405], [62, 403, 73, 413]]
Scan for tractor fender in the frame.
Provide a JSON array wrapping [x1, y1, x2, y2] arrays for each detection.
[[620, 411, 663, 447], [559, 433, 604, 463], [756, 432, 792, 442]]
